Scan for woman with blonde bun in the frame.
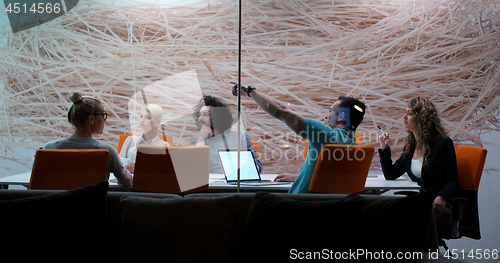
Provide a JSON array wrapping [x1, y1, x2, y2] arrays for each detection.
[[119, 103, 169, 174], [43, 91, 133, 187]]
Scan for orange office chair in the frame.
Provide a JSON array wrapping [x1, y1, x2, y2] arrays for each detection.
[[29, 149, 109, 190], [251, 139, 259, 158], [303, 134, 362, 160], [117, 134, 173, 154], [308, 144, 374, 194], [437, 145, 487, 250], [133, 146, 210, 193]]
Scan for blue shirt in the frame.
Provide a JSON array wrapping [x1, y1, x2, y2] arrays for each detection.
[[288, 118, 358, 193]]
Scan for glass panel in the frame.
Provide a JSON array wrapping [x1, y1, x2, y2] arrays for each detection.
[[0, 0, 499, 181]]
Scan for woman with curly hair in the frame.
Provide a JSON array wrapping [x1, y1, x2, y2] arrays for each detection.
[[378, 97, 461, 224]]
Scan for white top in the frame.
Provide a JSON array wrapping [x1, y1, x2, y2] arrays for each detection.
[[118, 134, 170, 163], [411, 157, 423, 179]]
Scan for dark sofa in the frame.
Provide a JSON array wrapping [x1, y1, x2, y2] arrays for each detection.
[[0, 181, 440, 262]]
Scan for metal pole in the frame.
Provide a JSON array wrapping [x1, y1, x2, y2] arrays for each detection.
[[237, 0, 242, 193]]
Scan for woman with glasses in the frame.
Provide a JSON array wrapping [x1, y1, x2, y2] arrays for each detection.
[[378, 97, 461, 225], [119, 104, 169, 174], [43, 91, 132, 187]]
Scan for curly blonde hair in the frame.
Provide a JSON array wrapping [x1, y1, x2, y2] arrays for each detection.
[[404, 97, 448, 163]]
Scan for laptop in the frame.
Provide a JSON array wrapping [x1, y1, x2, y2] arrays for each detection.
[[216, 149, 289, 185]]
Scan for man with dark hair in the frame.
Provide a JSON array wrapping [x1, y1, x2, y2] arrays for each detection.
[[336, 95, 366, 131], [190, 95, 263, 174], [232, 84, 365, 193]]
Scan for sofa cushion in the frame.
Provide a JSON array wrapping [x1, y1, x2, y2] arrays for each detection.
[[346, 191, 434, 253], [240, 192, 434, 262], [120, 195, 239, 263], [0, 181, 109, 262], [239, 192, 364, 262]]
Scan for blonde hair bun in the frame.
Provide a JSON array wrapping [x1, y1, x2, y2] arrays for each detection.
[[69, 91, 83, 103]]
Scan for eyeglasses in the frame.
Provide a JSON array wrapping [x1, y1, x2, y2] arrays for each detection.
[[94, 112, 108, 120]]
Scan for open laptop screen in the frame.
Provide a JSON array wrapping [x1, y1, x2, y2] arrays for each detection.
[[217, 149, 260, 182]]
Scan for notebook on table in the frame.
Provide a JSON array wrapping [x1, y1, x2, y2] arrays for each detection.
[[216, 149, 289, 185]]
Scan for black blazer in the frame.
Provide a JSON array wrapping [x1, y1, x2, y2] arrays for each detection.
[[378, 136, 461, 201]]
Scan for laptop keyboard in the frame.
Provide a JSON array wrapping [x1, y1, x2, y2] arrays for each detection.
[[228, 180, 272, 185]]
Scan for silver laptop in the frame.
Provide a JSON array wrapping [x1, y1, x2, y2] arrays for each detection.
[[216, 149, 289, 185]]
